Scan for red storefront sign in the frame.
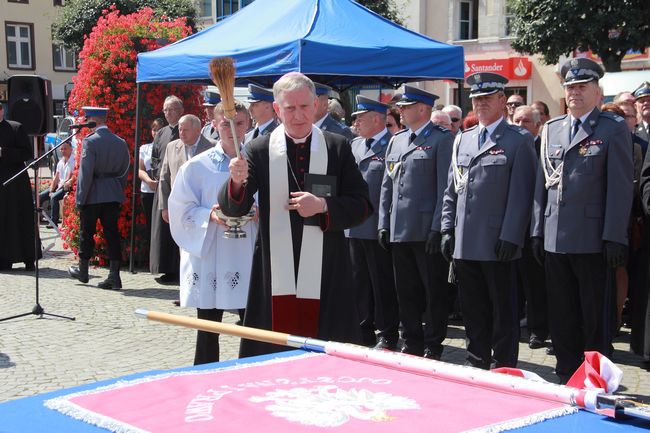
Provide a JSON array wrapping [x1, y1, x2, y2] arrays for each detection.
[[464, 57, 532, 80]]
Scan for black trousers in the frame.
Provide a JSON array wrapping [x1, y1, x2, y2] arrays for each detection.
[[349, 238, 399, 345], [140, 192, 154, 244], [195, 308, 245, 365], [545, 252, 614, 377], [78, 202, 121, 261], [392, 242, 448, 356], [516, 237, 548, 340], [455, 259, 519, 369]]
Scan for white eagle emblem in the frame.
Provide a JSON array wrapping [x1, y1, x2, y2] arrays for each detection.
[[249, 385, 419, 427]]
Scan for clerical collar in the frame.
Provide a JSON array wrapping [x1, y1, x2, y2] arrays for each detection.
[[286, 132, 312, 144], [314, 114, 328, 128]]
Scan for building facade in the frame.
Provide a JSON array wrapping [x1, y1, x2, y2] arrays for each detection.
[[0, 0, 76, 117]]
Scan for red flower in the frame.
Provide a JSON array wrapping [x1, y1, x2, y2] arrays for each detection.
[[60, 7, 200, 266]]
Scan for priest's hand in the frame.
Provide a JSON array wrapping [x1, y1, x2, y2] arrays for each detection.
[[288, 191, 327, 218], [229, 155, 248, 193], [162, 209, 169, 223]]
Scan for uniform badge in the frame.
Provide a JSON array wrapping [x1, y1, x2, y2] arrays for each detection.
[[386, 161, 402, 179], [578, 146, 588, 156], [81, 148, 87, 158]]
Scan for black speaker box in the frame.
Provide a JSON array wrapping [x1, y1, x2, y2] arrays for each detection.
[[7, 75, 54, 135]]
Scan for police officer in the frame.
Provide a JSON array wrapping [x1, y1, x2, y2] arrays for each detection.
[[69, 107, 130, 289], [200, 89, 221, 141], [531, 58, 633, 382], [244, 84, 279, 145], [378, 86, 453, 359], [346, 96, 399, 348], [441, 73, 537, 369], [313, 82, 355, 140], [634, 82, 650, 143]]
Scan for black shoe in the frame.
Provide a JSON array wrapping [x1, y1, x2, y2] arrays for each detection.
[[546, 345, 555, 356], [155, 273, 179, 284], [172, 299, 181, 306], [68, 260, 89, 283], [23, 262, 35, 271], [373, 336, 398, 351], [529, 335, 545, 349], [423, 347, 441, 360], [400, 344, 423, 357], [98, 260, 121, 290]]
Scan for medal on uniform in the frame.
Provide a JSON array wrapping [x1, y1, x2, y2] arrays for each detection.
[[578, 145, 588, 156], [387, 161, 401, 179]]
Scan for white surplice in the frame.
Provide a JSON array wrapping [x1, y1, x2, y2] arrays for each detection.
[[168, 144, 256, 309]]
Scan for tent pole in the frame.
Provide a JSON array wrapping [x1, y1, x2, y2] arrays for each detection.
[[129, 83, 143, 273]]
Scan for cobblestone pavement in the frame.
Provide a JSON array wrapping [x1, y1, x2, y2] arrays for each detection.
[[1, 225, 650, 404]]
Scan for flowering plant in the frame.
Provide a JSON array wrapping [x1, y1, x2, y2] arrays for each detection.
[[60, 6, 201, 266]]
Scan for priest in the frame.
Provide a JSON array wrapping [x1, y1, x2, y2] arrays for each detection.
[[218, 72, 371, 357]]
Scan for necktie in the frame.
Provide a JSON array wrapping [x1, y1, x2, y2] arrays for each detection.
[[479, 128, 488, 148], [571, 118, 581, 141], [365, 138, 374, 149], [409, 132, 417, 144], [171, 125, 179, 141], [252, 127, 260, 139]]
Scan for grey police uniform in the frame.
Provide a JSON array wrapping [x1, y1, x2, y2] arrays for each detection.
[[244, 118, 279, 145], [76, 125, 130, 262], [201, 123, 220, 141], [441, 117, 536, 370], [378, 120, 454, 356], [346, 130, 399, 346], [319, 113, 355, 140], [531, 108, 633, 377]]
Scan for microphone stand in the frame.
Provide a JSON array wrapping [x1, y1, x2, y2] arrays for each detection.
[[0, 129, 82, 322]]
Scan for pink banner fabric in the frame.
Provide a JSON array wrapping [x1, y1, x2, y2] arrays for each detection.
[[45, 353, 576, 433]]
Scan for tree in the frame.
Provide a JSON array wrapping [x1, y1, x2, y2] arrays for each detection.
[[53, 0, 198, 52], [357, 0, 403, 25], [509, 0, 650, 72]]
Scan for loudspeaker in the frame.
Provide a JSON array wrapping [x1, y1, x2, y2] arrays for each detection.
[[8, 75, 53, 135]]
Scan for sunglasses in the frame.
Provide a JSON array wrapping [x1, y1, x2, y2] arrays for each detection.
[[450, 117, 461, 122], [506, 102, 523, 108]]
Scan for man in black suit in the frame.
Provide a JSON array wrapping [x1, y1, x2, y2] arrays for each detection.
[[149, 95, 184, 284]]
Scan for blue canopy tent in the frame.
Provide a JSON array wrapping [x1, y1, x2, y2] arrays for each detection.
[[128, 0, 465, 270], [136, 0, 464, 88]]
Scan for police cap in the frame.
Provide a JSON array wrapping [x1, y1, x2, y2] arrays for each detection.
[[395, 85, 439, 107], [466, 72, 508, 98], [246, 84, 274, 103], [351, 95, 389, 116], [560, 58, 604, 87], [633, 81, 650, 101]]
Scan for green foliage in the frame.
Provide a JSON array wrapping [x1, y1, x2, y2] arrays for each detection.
[[509, 0, 650, 72], [53, 0, 198, 51], [356, 0, 403, 25]]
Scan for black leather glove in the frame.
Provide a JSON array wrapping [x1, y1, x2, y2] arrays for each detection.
[[441, 232, 454, 262], [378, 229, 391, 251], [495, 239, 518, 262], [425, 230, 442, 255], [603, 241, 628, 268], [530, 237, 545, 266]]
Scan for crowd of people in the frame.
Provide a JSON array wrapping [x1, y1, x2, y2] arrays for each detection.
[[4, 56, 650, 383]]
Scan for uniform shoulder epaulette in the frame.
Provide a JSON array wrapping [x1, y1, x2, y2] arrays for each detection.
[[547, 114, 568, 125], [506, 123, 530, 136], [600, 111, 625, 123], [432, 124, 450, 133]]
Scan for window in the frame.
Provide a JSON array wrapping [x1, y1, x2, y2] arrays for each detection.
[[197, 0, 212, 18], [458, 0, 478, 40], [52, 44, 76, 71], [8, 0, 29, 4], [53, 0, 64, 6], [217, 0, 254, 21], [504, 4, 515, 37], [5, 22, 34, 69]]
